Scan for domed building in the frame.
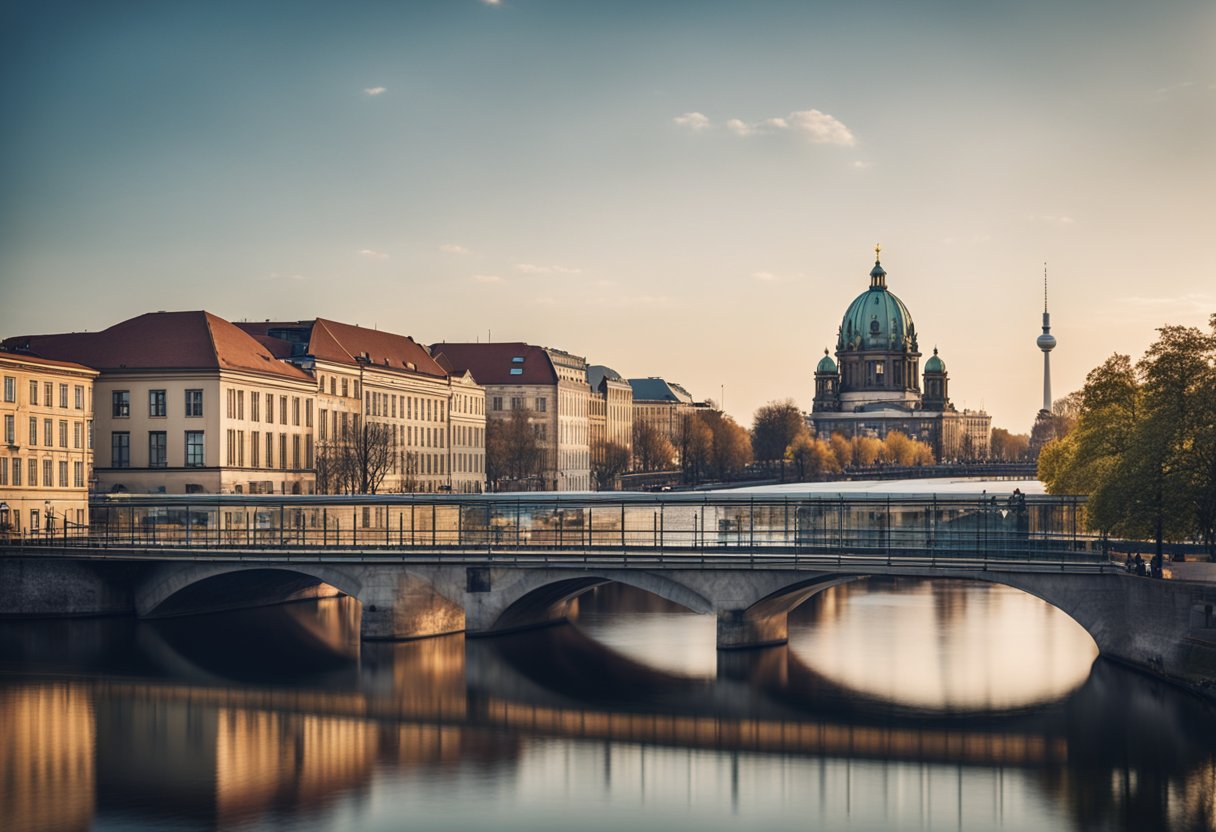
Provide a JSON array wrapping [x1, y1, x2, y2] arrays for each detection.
[[810, 248, 991, 460]]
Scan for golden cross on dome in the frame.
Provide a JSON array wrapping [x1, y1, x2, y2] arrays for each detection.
[[874, 242, 881, 262]]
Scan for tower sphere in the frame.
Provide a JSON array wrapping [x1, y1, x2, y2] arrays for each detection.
[[1037, 332, 1056, 351]]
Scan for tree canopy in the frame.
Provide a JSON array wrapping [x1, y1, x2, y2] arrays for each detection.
[[1038, 316, 1216, 553]]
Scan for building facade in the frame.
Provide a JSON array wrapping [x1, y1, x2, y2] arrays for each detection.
[[240, 319, 486, 494], [587, 365, 633, 467], [5, 312, 317, 496], [430, 342, 591, 491], [627, 377, 705, 463], [809, 250, 991, 460], [0, 352, 98, 536]]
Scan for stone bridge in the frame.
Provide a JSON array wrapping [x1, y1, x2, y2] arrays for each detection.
[[2, 490, 1214, 697]]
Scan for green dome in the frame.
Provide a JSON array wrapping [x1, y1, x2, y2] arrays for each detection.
[[816, 349, 838, 374], [838, 281, 916, 352], [924, 347, 946, 374]]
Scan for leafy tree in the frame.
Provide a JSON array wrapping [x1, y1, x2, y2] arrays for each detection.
[[991, 428, 1031, 461], [1039, 317, 1216, 555], [828, 433, 853, 470], [787, 434, 840, 480], [632, 420, 676, 472], [852, 436, 883, 467], [591, 440, 630, 490], [703, 411, 752, 480], [751, 399, 807, 462]]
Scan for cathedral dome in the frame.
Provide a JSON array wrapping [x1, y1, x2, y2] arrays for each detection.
[[838, 264, 916, 353], [816, 349, 838, 373], [924, 347, 945, 374]]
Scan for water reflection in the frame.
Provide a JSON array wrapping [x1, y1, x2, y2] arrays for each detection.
[[0, 581, 1213, 832]]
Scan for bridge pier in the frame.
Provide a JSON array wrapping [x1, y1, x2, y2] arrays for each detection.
[[716, 608, 789, 650], [357, 568, 466, 641]]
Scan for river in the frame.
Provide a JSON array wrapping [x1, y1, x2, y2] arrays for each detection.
[[1, 578, 1213, 831]]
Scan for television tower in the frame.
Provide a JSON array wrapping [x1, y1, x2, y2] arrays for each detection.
[[1036, 263, 1056, 413]]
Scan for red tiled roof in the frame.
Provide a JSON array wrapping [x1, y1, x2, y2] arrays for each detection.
[[238, 319, 448, 378], [0, 350, 98, 374], [3, 312, 312, 382], [428, 342, 557, 386]]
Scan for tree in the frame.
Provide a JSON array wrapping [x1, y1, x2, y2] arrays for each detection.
[[1039, 317, 1216, 555], [828, 433, 853, 470], [486, 409, 545, 491], [852, 436, 883, 467], [751, 399, 807, 463], [314, 420, 394, 495], [681, 414, 714, 483], [990, 428, 1030, 461], [632, 420, 676, 472], [591, 440, 630, 490], [702, 411, 752, 480], [787, 434, 839, 480]]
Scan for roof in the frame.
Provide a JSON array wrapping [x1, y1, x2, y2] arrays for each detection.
[[816, 350, 838, 374], [0, 350, 98, 375], [239, 319, 447, 378], [429, 342, 558, 386], [3, 312, 312, 382], [587, 364, 625, 391], [924, 348, 946, 374], [627, 377, 694, 403]]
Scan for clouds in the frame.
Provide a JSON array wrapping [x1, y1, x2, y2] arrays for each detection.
[[471, 274, 504, 284], [673, 112, 711, 131], [363, 86, 386, 96], [439, 243, 470, 255], [515, 263, 581, 275], [358, 248, 389, 259], [1035, 215, 1076, 228], [675, 108, 855, 146]]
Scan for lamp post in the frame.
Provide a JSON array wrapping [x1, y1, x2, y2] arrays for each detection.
[[43, 500, 52, 540]]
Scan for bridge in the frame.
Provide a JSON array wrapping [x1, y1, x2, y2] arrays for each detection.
[[2, 488, 1214, 697]]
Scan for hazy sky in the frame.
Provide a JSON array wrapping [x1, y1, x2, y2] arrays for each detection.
[[2, 0, 1213, 432]]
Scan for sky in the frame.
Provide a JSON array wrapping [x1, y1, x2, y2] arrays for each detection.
[[2, 0, 1213, 433]]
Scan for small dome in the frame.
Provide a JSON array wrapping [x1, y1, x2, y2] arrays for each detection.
[[924, 347, 946, 374], [870, 261, 886, 280], [816, 348, 838, 374]]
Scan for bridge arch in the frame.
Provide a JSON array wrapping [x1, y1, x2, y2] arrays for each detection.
[[135, 562, 369, 619], [472, 569, 715, 635]]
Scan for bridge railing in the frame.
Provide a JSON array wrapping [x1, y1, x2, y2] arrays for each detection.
[[0, 492, 1105, 564]]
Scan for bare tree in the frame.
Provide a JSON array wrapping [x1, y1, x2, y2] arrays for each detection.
[[591, 440, 630, 490], [632, 420, 676, 472], [486, 409, 546, 491], [751, 399, 806, 463], [315, 420, 394, 495]]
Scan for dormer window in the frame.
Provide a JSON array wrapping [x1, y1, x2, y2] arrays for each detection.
[[509, 368, 523, 375], [511, 356, 524, 363]]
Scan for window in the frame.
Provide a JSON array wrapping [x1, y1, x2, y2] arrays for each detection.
[[3, 415, 13, 444], [265, 393, 274, 423], [11, 457, 20, 485], [149, 389, 166, 417], [250, 431, 260, 468], [0, 458, 6, 485], [59, 420, 67, 447], [3, 377, 14, 402], [279, 396, 287, 425], [58, 460, 67, 488], [29, 418, 36, 445], [30, 510, 39, 533], [185, 389, 203, 417], [319, 409, 328, 440], [44, 383, 53, 406], [87, 420, 93, 450], [111, 432, 130, 468], [149, 432, 167, 468], [509, 368, 523, 376], [536, 398, 546, 412], [29, 381, 38, 405], [237, 390, 244, 420], [112, 390, 130, 418], [43, 419, 52, 446], [73, 462, 84, 488], [292, 435, 300, 470], [341, 378, 349, 397], [511, 356, 524, 363], [251, 392, 260, 422], [265, 432, 274, 468], [185, 431, 205, 467], [74, 385, 83, 409], [279, 433, 287, 470], [59, 384, 68, 408], [305, 399, 313, 428], [511, 397, 522, 410], [292, 397, 300, 426]]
